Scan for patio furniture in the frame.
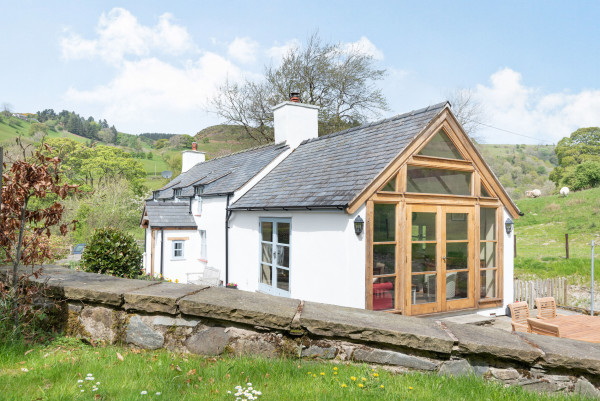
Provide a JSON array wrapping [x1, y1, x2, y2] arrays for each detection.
[[527, 318, 560, 337], [508, 301, 531, 333], [535, 297, 563, 319], [529, 315, 600, 343], [186, 266, 221, 286]]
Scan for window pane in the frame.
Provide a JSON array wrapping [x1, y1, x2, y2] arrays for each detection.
[[406, 167, 471, 196], [277, 245, 289, 268], [411, 274, 436, 304], [277, 268, 289, 291], [480, 242, 496, 268], [381, 175, 396, 192], [261, 243, 272, 264], [418, 130, 464, 159], [374, 204, 395, 242], [261, 222, 273, 242], [480, 269, 497, 298], [411, 212, 436, 241], [373, 244, 395, 275], [373, 277, 395, 311], [278, 222, 290, 244], [446, 242, 468, 270], [480, 208, 496, 241], [260, 264, 272, 285], [446, 213, 468, 241], [481, 184, 491, 197], [411, 243, 436, 272], [447, 271, 469, 300]]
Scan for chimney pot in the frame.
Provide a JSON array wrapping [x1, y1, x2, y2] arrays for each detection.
[[290, 92, 300, 103], [192, 142, 197, 151]]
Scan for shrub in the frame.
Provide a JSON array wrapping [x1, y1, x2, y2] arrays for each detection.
[[81, 227, 142, 278]]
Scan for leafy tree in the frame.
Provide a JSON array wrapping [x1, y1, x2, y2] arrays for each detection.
[[0, 141, 77, 336], [169, 134, 194, 149], [550, 127, 600, 188], [81, 227, 142, 278], [558, 161, 600, 191], [212, 33, 388, 142], [155, 138, 169, 149], [27, 123, 48, 137]]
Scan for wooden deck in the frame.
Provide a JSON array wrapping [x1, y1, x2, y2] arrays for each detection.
[[541, 315, 600, 343]]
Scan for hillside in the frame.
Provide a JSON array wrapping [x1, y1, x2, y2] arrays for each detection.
[[0, 115, 87, 143], [478, 144, 557, 200]]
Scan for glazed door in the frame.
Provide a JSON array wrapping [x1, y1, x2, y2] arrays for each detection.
[[406, 205, 474, 315]]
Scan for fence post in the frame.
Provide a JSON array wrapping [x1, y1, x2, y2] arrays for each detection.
[[565, 233, 569, 259], [563, 277, 568, 306]]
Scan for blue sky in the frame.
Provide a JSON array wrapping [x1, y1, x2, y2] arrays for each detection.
[[1, 1, 599, 144]]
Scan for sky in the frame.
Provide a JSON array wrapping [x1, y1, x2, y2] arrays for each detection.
[[1, 1, 599, 144]]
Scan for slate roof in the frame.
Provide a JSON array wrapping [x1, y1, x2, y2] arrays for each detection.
[[143, 202, 196, 228], [230, 102, 447, 210], [153, 143, 289, 200]]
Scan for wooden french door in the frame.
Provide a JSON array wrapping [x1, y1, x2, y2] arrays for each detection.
[[406, 205, 474, 315]]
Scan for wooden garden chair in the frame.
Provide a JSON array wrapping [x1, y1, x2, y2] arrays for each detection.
[[535, 297, 564, 320], [527, 318, 560, 337], [508, 301, 531, 333]]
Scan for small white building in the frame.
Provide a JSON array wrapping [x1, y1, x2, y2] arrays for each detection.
[[142, 99, 521, 317]]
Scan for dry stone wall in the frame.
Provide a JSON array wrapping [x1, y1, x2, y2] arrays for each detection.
[[3, 265, 600, 398]]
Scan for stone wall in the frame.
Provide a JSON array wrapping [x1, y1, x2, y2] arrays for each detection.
[[3, 265, 600, 398]]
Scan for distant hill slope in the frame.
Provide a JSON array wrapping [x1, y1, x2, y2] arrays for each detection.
[[478, 144, 558, 200], [0, 115, 87, 143]]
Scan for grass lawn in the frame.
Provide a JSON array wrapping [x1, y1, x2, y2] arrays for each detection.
[[515, 257, 599, 283], [0, 337, 590, 401]]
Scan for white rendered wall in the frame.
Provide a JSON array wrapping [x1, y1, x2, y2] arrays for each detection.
[[228, 206, 367, 309], [151, 228, 202, 283], [273, 102, 319, 149], [191, 196, 228, 283]]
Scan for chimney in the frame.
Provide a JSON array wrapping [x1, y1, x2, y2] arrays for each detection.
[[272, 93, 319, 149], [181, 142, 205, 173]]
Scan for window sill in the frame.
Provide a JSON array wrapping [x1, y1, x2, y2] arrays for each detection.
[[197, 258, 208, 263], [171, 258, 186, 261]]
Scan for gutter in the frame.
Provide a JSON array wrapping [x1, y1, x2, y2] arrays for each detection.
[[227, 205, 348, 212]]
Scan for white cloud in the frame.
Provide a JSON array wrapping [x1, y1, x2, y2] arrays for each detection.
[[64, 53, 245, 134], [227, 37, 259, 64], [265, 39, 300, 63], [475, 68, 600, 144], [60, 8, 196, 65], [341, 36, 384, 60]]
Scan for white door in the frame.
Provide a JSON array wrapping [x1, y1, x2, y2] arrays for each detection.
[[258, 218, 291, 297]]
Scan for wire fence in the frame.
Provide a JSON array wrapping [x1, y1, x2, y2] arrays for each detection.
[[515, 233, 600, 260], [514, 277, 568, 306]]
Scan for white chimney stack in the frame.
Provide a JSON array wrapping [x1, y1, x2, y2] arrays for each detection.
[[181, 142, 205, 173], [272, 96, 319, 149]]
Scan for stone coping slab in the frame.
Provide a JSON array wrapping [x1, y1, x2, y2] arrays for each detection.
[[517, 332, 600, 375], [5, 265, 159, 306], [124, 282, 208, 314], [444, 322, 542, 364], [299, 301, 454, 355], [179, 287, 300, 330]]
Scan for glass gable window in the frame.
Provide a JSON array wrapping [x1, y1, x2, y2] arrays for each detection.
[[481, 184, 491, 197], [380, 175, 397, 192], [406, 167, 471, 196], [418, 131, 463, 159]]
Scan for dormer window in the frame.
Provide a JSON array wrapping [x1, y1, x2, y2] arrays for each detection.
[[174, 188, 182, 198], [152, 191, 158, 201], [195, 185, 204, 196]]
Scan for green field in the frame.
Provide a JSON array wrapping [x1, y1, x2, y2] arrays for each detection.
[[0, 117, 87, 144], [0, 337, 589, 401]]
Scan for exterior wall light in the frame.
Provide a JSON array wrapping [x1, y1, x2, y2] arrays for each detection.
[[505, 217, 514, 235], [354, 215, 364, 236]]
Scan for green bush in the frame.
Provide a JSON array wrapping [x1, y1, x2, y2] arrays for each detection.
[[81, 227, 142, 278]]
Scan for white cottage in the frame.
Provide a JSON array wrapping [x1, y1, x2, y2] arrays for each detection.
[[142, 99, 521, 317]]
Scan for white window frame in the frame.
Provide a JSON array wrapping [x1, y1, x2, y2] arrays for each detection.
[[258, 217, 291, 297], [172, 240, 185, 260]]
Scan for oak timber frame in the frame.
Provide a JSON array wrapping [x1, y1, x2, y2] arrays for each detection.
[[359, 108, 517, 316]]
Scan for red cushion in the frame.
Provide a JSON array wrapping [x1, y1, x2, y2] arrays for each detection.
[[373, 282, 394, 310]]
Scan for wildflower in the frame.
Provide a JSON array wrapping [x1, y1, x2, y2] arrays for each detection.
[[373, 373, 379, 377], [247, 383, 252, 386], [141, 390, 148, 395], [96, 382, 100, 385], [156, 393, 161, 396], [77, 380, 83, 383], [380, 385, 384, 389], [358, 383, 364, 388], [313, 374, 316, 377], [81, 390, 84, 392], [92, 388, 98, 392], [87, 373, 93, 377], [361, 377, 367, 381], [320, 372, 325, 376], [175, 279, 179, 283], [409, 386, 414, 390], [333, 367, 338, 371], [351, 376, 357, 381], [307, 372, 312, 375], [334, 372, 338, 375], [341, 384, 347, 388], [227, 391, 232, 394], [21, 368, 28, 372]]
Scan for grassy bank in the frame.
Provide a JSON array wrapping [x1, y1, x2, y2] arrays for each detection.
[[515, 257, 599, 283], [0, 337, 590, 401]]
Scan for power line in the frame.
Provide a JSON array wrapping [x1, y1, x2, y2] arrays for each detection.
[[466, 119, 552, 145]]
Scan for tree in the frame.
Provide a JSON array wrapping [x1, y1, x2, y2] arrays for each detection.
[[2, 102, 13, 117], [446, 89, 486, 142], [27, 123, 48, 137], [549, 127, 600, 188], [0, 140, 77, 336], [212, 33, 388, 142]]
